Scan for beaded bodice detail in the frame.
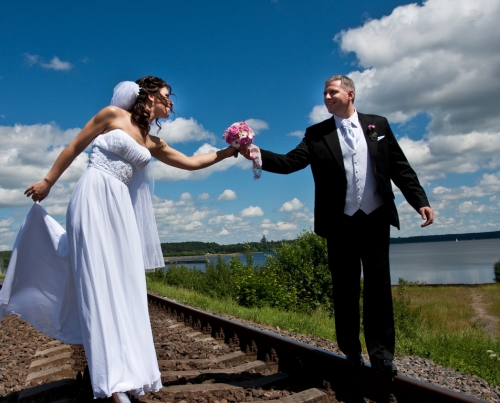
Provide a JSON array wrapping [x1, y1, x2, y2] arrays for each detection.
[[89, 147, 134, 184], [88, 130, 151, 185]]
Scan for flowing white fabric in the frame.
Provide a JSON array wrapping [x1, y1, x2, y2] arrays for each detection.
[[129, 161, 164, 270], [110, 81, 140, 111], [0, 204, 82, 344], [0, 129, 162, 398]]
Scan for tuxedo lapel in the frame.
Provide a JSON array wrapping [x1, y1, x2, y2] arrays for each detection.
[[358, 113, 378, 175], [323, 117, 345, 174]]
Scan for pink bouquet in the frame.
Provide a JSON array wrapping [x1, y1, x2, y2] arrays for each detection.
[[223, 122, 262, 179], [222, 121, 255, 148]]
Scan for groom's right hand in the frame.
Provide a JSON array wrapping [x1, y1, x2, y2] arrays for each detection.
[[240, 144, 260, 161]]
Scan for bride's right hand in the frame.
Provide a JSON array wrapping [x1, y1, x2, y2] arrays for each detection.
[[24, 179, 52, 202]]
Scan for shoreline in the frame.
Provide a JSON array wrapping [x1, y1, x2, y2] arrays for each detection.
[[163, 252, 244, 262]]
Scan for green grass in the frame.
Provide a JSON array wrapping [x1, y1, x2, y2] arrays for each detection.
[[396, 326, 500, 386], [403, 284, 500, 334], [395, 284, 500, 385], [148, 279, 500, 386], [402, 286, 477, 332], [477, 284, 500, 325], [147, 279, 337, 341]]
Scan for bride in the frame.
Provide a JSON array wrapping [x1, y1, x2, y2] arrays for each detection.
[[0, 76, 236, 400]]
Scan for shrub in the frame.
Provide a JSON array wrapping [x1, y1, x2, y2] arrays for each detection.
[[494, 259, 500, 282], [264, 230, 333, 312], [149, 263, 206, 293], [393, 278, 423, 338], [232, 245, 297, 310], [202, 255, 237, 299], [0, 251, 11, 274]]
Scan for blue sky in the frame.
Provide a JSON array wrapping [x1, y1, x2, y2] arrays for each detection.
[[1, 0, 500, 249]]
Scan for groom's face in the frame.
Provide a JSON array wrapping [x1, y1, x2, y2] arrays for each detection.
[[323, 80, 353, 117]]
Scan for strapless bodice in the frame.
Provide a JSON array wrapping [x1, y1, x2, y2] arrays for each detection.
[[88, 129, 151, 185]]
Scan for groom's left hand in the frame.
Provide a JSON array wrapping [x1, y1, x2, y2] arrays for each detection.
[[418, 206, 434, 227]]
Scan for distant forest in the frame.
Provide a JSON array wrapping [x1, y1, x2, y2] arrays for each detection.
[[1, 230, 499, 265], [390, 230, 500, 244], [160, 230, 500, 256], [161, 240, 292, 257]]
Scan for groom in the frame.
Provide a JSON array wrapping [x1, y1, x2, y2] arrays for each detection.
[[244, 75, 434, 375]]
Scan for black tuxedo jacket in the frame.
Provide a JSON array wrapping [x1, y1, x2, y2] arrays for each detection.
[[260, 113, 430, 238]]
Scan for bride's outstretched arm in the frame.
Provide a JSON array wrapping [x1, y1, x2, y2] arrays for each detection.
[[149, 137, 237, 170], [24, 107, 121, 202]]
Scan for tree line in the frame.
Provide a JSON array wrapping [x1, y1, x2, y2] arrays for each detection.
[[160, 240, 292, 257]]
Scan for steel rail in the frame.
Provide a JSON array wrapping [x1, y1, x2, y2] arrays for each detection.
[[148, 293, 486, 403], [0, 282, 486, 402]]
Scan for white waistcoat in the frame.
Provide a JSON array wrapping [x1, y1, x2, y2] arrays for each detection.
[[339, 132, 383, 216]]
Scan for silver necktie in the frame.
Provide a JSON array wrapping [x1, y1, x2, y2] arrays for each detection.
[[341, 120, 357, 150]]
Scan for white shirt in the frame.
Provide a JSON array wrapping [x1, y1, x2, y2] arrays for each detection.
[[333, 111, 383, 216]]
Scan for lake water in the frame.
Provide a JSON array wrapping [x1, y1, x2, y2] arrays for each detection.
[[389, 239, 499, 284], [165, 239, 500, 285]]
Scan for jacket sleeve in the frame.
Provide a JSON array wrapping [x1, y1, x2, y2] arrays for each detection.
[[385, 118, 430, 211], [260, 136, 311, 174]]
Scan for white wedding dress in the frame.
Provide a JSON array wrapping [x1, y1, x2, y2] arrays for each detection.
[[0, 129, 164, 399]]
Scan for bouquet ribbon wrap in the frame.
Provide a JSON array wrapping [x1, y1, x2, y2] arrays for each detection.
[[223, 122, 262, 179], [247, 145, 262, 180]]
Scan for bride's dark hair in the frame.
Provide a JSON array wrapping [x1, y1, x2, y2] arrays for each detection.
[[131, 76, 174, 136]]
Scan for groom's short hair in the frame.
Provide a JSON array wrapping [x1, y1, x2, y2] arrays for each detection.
[[325, 75, 356, 103]]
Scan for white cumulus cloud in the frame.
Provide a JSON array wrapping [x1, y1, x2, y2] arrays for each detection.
[[0, 218, 13, 228], [208, 214, 242, 225], [156, 117, 215, 143], [279, 198, 304, 212], [396, 132, 500, 181], [0, 124, 85, 208], [309, 105, 330, 124], [24, 54, 73, 71], [335, 0, 500, 135], [41, 56, 72, 71], [217, 189, 238, 201], [154, 143, 250, 181], [240, 206, 264, 217], [261, 219, 297, 231], [244, 119, 269, 134], [218, 228, 230, 235]]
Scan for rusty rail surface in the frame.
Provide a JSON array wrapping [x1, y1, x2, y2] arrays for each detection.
[[147, 293, 486, 403]]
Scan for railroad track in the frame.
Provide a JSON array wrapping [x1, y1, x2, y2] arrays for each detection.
[[0, 290, 488, 403]]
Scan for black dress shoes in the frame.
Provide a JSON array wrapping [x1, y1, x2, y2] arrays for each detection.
[[371, 359, 397, 375], [346, 353, 365, 367]]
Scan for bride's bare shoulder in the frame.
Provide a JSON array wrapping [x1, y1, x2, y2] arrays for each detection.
[[96, 106, 130, 119], [90, 106, 132, 131]]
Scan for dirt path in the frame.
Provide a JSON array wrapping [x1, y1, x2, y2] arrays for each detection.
[[470, 289, 499, 337]]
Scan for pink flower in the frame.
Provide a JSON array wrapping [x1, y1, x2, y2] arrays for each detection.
[[239, 136, 253, 147], [222, 122, 255, 149], [368, 125, 376, 130], [228, 126, 240, 136]]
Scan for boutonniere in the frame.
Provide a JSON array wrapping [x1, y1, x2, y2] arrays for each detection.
[[367, 125, 377, 141]]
